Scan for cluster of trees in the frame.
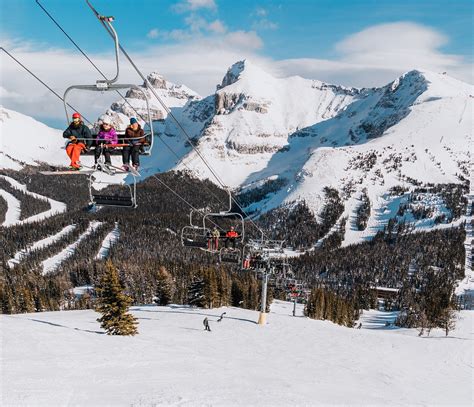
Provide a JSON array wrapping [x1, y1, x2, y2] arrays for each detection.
[[355, 189, 370, 231], [305, 287, 358, 327], [236, 178, 287, 208], [258, 188, 345, 250], [0, 196, 7, 224], [396, 266, 457, 336], [0, 167, 468, 337], [413, 183, 467, 220], [0, 177, 50, 220]]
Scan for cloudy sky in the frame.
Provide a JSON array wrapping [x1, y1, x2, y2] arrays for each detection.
[[1, 0, 472, 128]]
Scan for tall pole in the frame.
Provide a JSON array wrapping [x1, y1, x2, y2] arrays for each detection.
[[258, 269, 269, 325]]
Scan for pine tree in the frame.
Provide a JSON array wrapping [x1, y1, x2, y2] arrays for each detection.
[[95, 260, 138, 336], [187, 275, 205, 307], [231, 281, 244, 307], [203, 268, 218, 308], [154, 266, 175, 306]]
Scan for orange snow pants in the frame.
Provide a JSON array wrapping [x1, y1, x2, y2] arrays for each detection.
[[66, 142, 85, 168]]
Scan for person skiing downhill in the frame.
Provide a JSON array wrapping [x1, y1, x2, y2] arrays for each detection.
[[203, 317, 211, 331], [95, 115, 118, 169], [62, 112, 92, 170]]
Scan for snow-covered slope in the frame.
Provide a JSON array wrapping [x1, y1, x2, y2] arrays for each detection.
[[166, 59, 360, 186], [1, 301, 472, 406], [2, 62, 472, 247], [102, 72, 201, 132], [0, 106, 65, 169]]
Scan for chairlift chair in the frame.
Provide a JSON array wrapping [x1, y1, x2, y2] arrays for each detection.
[[89, 175, 137, 208], [62, 7, 154, 156], [181, 226, 210, 249]]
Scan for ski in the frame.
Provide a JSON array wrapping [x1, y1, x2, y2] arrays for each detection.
[[39, 170, 95, 175]]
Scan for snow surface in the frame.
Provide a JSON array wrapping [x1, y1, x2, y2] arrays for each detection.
[[0, 187, 20, 226], [1, 300, 472, 406], [0, 107, 65, 169], [95, 222, 120, 260], [0, 175, 67, 224], [41, 221, 102, 275], [7, 224, 77, 268]]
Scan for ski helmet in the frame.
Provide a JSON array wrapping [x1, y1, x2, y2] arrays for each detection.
[[100, 115, 111, 125], [72, 112, 81, 119]]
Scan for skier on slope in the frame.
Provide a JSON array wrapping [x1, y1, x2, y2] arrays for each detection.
[[203, 317, 211, 331], [62, 112, 92, 170]]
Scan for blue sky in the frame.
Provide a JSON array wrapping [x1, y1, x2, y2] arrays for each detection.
[[1, 0, 472, 127], [2, 0, 472, 58]]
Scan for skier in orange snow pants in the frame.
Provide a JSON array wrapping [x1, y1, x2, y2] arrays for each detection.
[[66, 141, 86, 169], [62, 112, 92, 170]]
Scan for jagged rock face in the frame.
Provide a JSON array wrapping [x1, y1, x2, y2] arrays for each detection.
[[352, 71, 428, 140], [217, 60, 245, 90], [146, 72, 167, 89], [108, 72, 200, 123], [215, 92, 243, 114]]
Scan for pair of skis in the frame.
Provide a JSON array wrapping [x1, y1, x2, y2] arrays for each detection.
[[40, 163, 140, 177]]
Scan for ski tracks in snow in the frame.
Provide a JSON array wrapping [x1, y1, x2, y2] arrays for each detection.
[[7, 224, 77, 268], [0, 175, 67, 226], [0, 188, 21, 226], [95, 222, 120, 260], [42, 221, 103, 275]]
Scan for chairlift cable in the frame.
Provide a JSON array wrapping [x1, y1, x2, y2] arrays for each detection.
[[35, 0, 227, 210], [35, 0, 147, 125], [0, 47, 93, 126], [149, 174, 226, 233], [85, 0, 268, 239]]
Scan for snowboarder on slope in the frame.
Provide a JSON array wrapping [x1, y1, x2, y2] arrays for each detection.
[[203, 317, 211, 331]]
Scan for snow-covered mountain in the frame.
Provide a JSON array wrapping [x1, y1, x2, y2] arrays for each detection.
[[0, 107, 65, 169], [150, 61, 472, 245], [1, 61, 472, 246], [103, 71, 200, 132]]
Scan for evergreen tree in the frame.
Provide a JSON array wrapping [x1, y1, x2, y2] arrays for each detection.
[[231, 281, 244, 307], [154, 266, 175, 306], [95, 260, 138, 336], [187, 275, 205, 307]]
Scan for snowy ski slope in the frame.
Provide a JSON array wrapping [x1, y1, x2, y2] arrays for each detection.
[[1, 301, 472, 406]]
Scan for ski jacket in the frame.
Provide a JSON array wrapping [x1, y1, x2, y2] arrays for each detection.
[[63, 122, 93, 147], [125, 125, 145, 146], [96, 127, 118, 145], [226, 230, 239, 238]]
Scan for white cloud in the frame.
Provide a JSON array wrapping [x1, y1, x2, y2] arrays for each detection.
[[0, 86, 21, 99], [147, 29, 159, 39], [255, 7, 267, 17], [274, 22, 473, 88], [1, 22, 472, 127], [224, 31, 263, 50], [174, 0, 217, 13], [208, 20, 227, 34], [253, 19, 278, 31]]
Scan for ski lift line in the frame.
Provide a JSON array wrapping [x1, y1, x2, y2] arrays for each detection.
[[0, 47, 93, 127], [85, 0, 268, 240], [85, 1, 231, 193], [35, 0, 231, 213], [149, 174, 227, 233], [35, 0, 150, 126], [33, 2, 228, 214]]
